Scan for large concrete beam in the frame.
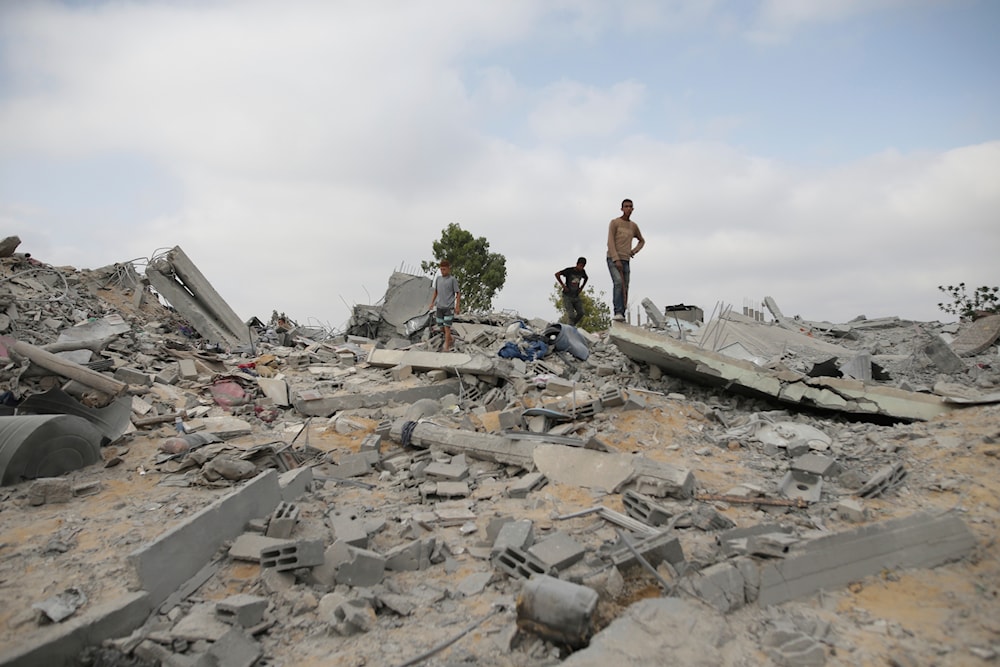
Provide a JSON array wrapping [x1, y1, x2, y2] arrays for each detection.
[[145, 246, 249, 348], [367, 348, 502, 377], [609, 323, 951, 422], [758, 512, 976, 606], [389, 419, 535, 468], [292, 378, 463, 417]]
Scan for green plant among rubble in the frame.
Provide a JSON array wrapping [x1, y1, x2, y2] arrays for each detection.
[[937, 283, 1000, 320], [548, 284, 612, 331], [421, 223, 507, 312]]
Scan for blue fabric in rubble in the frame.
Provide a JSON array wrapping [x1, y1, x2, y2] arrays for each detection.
[[497, 340, 549, 361]]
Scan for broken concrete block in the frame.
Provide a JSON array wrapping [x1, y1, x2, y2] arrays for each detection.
[[200, 626, 263, 667], [837, 498, 867, 522], [334, 544, 386, 587], [492, 545, 555, 580], [390, 364, 413, 381], [492, 519, 534, 554], [328, 509, 369, 548], [628, 458, 696, 499], [922, 334, 966, 373], [215, 593, 268, 628], [610, 531, 685, 572], [791, 453, 840, 478], [622, 392, 647, 411], [265, 502, 300, 539], [683, 561, 747, 613], [28, 477, 73, 505], [360, 433, 382, 453], [498, 409, 524, 431], [229, 534, 291, 562], [114, 366, 152, 387], [260, 539, 325, 571], [430, 481, 471, 498], [779, 470, 822, 503], [528, 532, 586, 571], [746, 533, 801, 558], [424, 460, 469, 481], [278, 467, 313, 501], [384, 537, 436, 572], [154, 364, 180, 386], [857, 462, 907, 498], [457, 571, 493, 597], [327, 453, 372, 479], [622, 490, 674, 526], [508, 472, 547, 498]]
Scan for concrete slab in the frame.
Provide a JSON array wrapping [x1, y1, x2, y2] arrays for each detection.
[[610, 323, 951, 422], [293, 378, 462, 417], [533, 445, 633, 491]]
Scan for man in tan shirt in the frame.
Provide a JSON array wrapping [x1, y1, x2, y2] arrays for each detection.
[[606, 198, 645, 321]]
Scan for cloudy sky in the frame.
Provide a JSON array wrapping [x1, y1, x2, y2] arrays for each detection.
[[2, 0, 998, 331]]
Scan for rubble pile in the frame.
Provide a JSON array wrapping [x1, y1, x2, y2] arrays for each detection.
[[0, 243, 998, 667]]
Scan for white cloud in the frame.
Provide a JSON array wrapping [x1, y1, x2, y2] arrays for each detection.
[[529, 80, 645, 142], [2, 1, 997, 333]]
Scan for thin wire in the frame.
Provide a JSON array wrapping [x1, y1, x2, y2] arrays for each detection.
[[392, 603, 506, 667]]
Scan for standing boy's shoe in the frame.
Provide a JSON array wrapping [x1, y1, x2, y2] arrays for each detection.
[[613, 314, 625, 322]]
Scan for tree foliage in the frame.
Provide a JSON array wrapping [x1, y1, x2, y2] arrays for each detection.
[[549, 283, 612, 331], [421, 223, 507, 312], [937, 283, 1000, 321]]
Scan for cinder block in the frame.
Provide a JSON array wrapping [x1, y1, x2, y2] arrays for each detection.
[[229, 534, 290, 562], [622, 490, 673, 526], [528, 532, 586, 571], [215, 593, 268, 627], [390, 364, 413, 381], [492, 545, 554, 580], [114, 366, 152, 387], [178, 358, 199, 379], [360, 434, 382, 453], [265, 501, 300, 539], [28, 478, 72, 505], [260, 539, 325, 571], [426, 369, 449, 382], [155, 365, 180, 385], [610, 531, 685, 571], [329, 454, 372, 479], [600, 386, 625, 407]]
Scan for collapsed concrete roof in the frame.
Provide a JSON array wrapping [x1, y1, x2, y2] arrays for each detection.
[[610, 322, 952, 422]]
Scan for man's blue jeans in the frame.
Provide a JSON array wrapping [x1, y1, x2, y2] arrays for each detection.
[[607, 257, 630, 316]]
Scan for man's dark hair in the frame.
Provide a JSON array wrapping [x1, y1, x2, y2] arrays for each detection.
[[577, 257, 587, 266], [621, 198, 633, 207]]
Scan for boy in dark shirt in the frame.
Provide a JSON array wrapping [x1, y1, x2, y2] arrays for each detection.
[[555, 257, 589, 327]]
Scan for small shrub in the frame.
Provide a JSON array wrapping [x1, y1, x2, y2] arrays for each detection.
[[937, 283, 1000, 320]]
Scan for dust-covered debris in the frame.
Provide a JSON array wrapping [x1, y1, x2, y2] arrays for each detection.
[[0, 249, 998, 667]]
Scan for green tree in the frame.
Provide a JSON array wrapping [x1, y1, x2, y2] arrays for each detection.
[[937, 283, 1000, 321], [549, 283, 612, 331], [421, 223, 507, 312]]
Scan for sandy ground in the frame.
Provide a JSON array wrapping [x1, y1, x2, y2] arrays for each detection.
[[1, 378, 998, 666]]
